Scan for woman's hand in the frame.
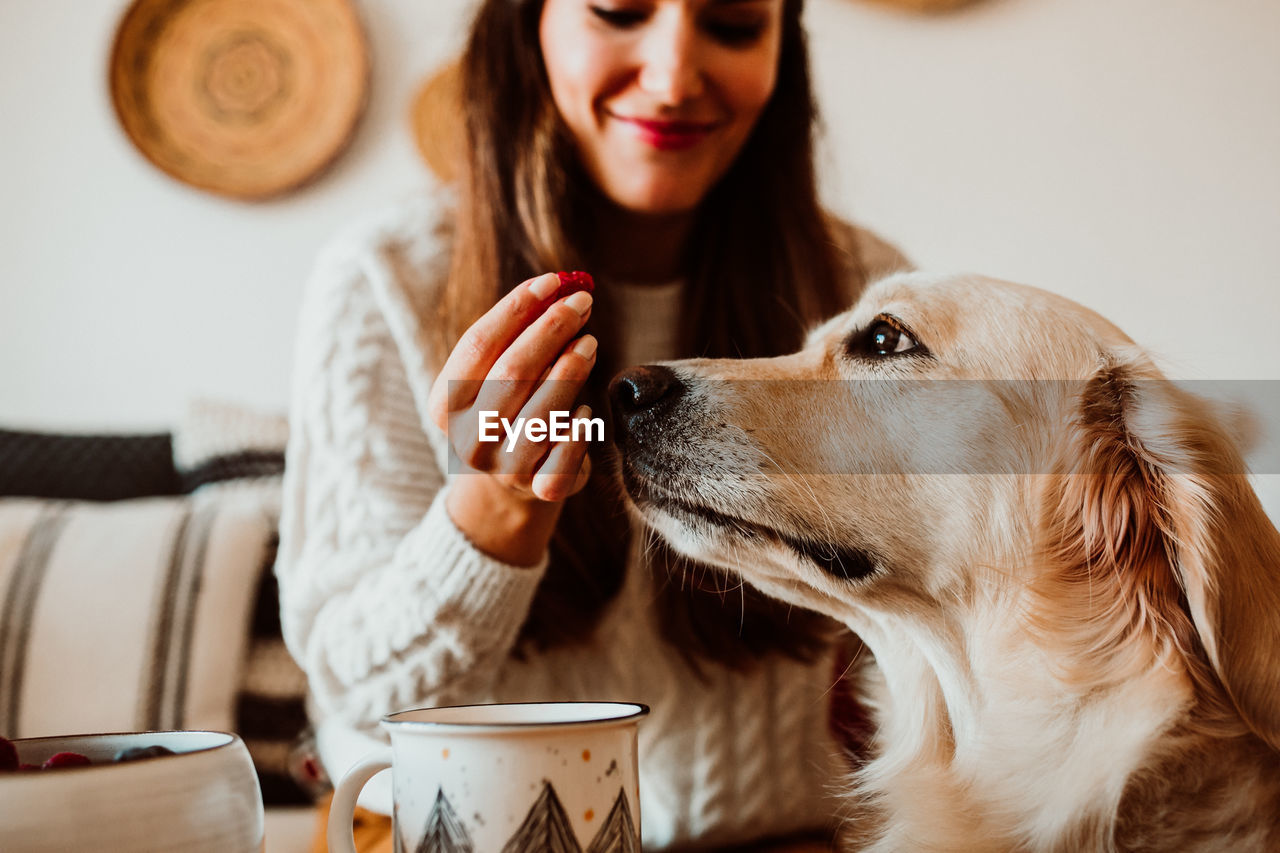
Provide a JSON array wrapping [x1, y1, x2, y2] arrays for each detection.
[[426, 272, 597, 565]]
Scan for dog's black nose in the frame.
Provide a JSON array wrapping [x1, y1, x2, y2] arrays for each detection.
[[609, 365, 685, 444], [610, 365, 684, 414]]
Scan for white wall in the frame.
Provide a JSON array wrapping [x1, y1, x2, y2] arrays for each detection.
[[2, 0, 1278, 431], [808, 0, 1280, 382], [0, 0, 474, 429]]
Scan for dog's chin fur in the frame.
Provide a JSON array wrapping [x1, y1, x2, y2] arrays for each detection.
[[613, 272, 1280, 852]]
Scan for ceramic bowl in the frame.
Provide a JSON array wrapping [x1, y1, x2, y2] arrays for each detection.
[[0, 730, 263, 852]]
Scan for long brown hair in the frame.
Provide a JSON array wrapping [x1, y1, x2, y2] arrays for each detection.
[[433, 0, 867, 670]]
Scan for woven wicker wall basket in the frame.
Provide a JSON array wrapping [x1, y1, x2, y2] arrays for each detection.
[[410, 60, 464, 184], [109, 0, 369, 201]]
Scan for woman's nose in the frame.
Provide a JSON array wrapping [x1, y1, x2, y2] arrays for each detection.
[[636, 13, 704, 104]]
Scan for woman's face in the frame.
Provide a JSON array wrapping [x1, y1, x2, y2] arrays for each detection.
[[540, 0, 786, 216]]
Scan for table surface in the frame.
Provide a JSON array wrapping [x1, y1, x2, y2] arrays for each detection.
[[265, 806, 317, 853], [264, 806, 836, 853]]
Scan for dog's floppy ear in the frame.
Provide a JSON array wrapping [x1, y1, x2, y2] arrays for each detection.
[[1039, 357, 1280, 750]]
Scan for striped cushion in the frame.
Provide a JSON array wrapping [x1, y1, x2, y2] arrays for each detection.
[[235, 534, 316, 805], [174, 399, 287, 500], [172, 399, 315, 804], [0, 497, 270, 739]]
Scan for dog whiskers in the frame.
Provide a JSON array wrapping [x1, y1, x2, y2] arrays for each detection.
[[750, 444, 843, 550]]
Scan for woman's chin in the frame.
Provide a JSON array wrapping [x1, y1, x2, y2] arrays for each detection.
[[585, 154, 722, 218], [610, 185, 707, 218]]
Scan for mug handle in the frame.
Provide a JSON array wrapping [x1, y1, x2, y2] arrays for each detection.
[[326, 747, 392, 853]]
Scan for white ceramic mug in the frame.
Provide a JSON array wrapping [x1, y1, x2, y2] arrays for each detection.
[[328, 701, 649, 853]]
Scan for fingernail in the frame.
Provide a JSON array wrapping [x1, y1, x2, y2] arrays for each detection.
[[564, 290, 593, 316], [528, 273, 559, 300], [574, 404, 592, 419], [557, 271, 595, 294], [572, 335, 597, 359]]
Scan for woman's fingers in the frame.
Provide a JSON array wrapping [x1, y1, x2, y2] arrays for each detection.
[[531, 410, 594, 502], [496, 291, 593, 384], [427, 272, 560, 428], [455, 273, 563, 373], [470, 290, 593, 421], [492, 335, 598, 476], [427, 273, 595, 429]]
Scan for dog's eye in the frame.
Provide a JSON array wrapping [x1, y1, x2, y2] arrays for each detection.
[[872, 322, 911, 355], [849, 318, 921, 358]]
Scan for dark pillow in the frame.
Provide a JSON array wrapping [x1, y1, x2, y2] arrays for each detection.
[[0, 429, 180, 501]]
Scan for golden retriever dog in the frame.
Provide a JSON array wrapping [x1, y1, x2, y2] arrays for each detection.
[[608, 272, 1280, 852]]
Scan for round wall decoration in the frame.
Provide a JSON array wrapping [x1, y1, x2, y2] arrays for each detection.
[[108, 0, 369, 200], [410, 60, 464, 184]]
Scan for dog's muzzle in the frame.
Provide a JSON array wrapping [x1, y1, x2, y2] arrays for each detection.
[[608, 365, 881, 582], [608, 365, 685, 447]]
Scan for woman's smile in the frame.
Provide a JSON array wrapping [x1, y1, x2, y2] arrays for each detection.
[[541, 0, 784, 213], [607, 111, 725, 151]]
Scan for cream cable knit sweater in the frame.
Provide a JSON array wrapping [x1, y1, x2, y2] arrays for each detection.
[[276, 190, 908, 850]]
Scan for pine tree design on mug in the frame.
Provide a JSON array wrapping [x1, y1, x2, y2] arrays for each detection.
[[501, 781, 581, 853], [403, 781, 637, 852], [585, 789, 638, 853], [413, 788, 474, 853]]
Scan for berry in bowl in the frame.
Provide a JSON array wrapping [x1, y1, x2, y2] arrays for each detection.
[[0, 730, 263, 852]]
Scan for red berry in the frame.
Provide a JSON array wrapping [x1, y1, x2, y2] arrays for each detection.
[[555, 270, 595, 300], [0, 735, 16, 772], [42, 751, 91, 769], [18, 763, 40, 771]]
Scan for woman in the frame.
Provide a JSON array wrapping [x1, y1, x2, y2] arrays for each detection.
[[278, 0, 909, 849]]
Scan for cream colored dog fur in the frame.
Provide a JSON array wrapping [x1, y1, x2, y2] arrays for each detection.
[[611, 272, 1280, 852]]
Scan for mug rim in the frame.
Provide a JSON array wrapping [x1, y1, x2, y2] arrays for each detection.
[[381, 701, 650, 732]]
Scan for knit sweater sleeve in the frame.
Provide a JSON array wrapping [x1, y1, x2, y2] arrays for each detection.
[[276, 206, 548, 727]]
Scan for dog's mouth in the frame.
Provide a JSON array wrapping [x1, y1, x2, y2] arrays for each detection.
[[620, 459, 879, 583]]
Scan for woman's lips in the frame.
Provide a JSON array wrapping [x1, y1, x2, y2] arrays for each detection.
[[616, 115, 721, 151]]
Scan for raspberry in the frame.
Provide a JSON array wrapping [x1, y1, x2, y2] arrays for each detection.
[[114, 745, 176, 762], [0, 735, 16, 772], [555, 270, 595, 300], [42, 751, 91, 769]]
